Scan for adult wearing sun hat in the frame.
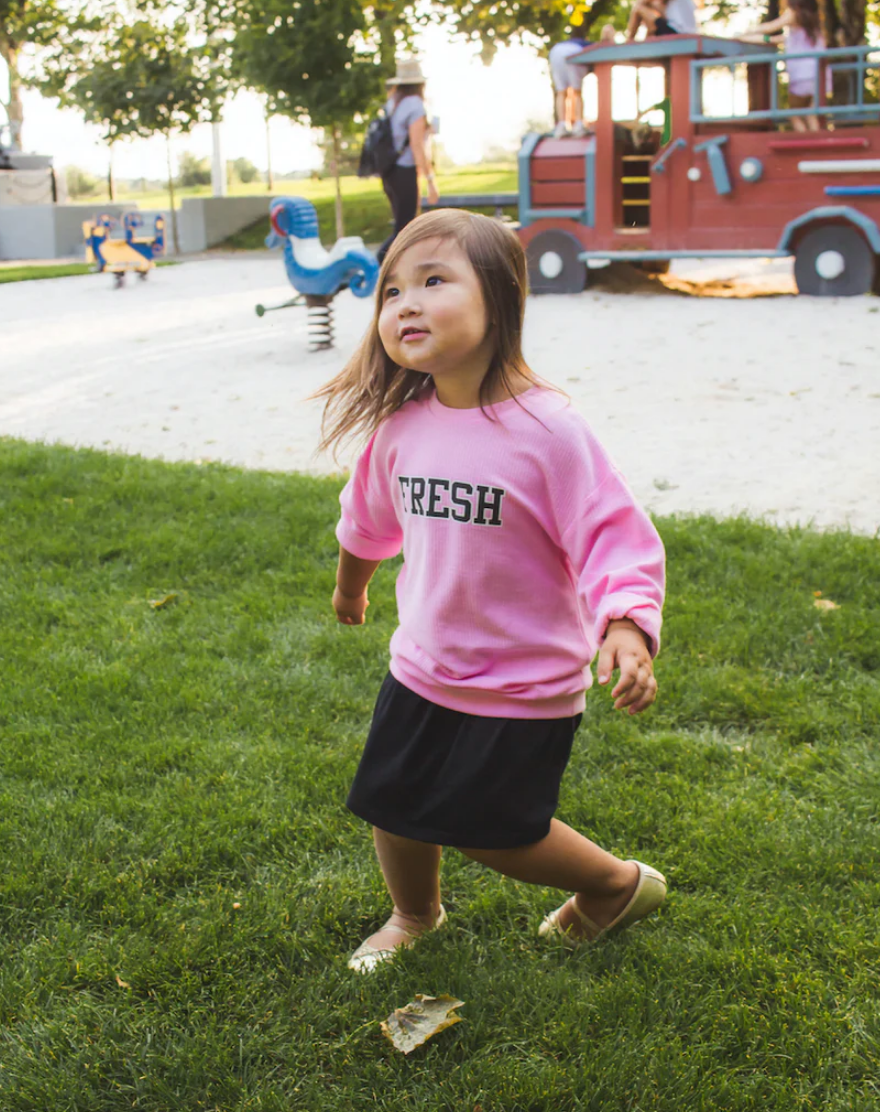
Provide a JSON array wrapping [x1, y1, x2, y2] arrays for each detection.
[[377, 57, 439, 265]]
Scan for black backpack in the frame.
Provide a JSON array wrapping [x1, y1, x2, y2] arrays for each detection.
[[358, 105, 410, 178]]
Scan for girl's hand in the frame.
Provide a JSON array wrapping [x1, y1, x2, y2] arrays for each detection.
[[596, 619, 657, 714], [333, 585, 369, 626]]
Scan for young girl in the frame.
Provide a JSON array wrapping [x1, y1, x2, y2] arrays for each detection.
[[746, 0, 830, 132], [314, 210, 667, 974]]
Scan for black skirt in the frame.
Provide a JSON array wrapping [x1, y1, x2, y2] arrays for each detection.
[[346, 673, 582, 849]]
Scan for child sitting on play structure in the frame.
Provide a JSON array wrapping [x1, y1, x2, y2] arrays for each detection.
[[626, 0, 699, 40], [314, 209, 667, 974], [744, 0, 830, 132]]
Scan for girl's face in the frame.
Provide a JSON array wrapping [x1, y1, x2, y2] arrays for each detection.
[[378, 237, 495, 395]]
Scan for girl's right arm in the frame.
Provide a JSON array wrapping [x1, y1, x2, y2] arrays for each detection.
[[333, 426, 403, 625]]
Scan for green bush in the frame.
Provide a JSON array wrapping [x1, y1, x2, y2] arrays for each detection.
[[177, 151, 212, 188], [65, 165, 102, 199]]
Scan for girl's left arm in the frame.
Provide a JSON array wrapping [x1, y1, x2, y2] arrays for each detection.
[[556, 460, 665, 713], [744, 10, 791, 35], [563, 471, 665, 658]]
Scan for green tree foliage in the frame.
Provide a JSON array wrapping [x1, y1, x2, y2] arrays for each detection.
[[437, 0, 878, 52], [177, 149, 212, 187], [1, 0, 97, 148], [64, 163, 101, 198], [232, 0, 410, 236], [34, 4, 231, 248], [36, 12, 223, 141], [437, 0, 604, 60], [229, 155, 259, 183]]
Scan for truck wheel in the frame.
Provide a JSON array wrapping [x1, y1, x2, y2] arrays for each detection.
[[794, 225, 876, 297], [526, 231, 587, 294]]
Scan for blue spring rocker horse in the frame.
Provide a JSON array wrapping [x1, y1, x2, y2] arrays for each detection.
[[256, 196, 379, 349]]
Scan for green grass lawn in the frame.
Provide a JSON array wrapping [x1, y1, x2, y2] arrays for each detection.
[[220, 166, 519, 249], [73, 166, 517, 252], [0, 260, 178, 285], [0, 262, 95, 284], [1, 438, 878, 1111]]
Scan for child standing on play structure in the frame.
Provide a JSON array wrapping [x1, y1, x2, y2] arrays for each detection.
[[548, 26, 593, 138], [314, 209, 667, 974], [745, 0, 830, 132], [548, 24, 617, 139]]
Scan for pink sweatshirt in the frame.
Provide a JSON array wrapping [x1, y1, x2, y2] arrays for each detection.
[[336, 386, 665, 719]]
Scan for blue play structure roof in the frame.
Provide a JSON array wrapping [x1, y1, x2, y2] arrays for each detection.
[[571, 34, 777, 67]]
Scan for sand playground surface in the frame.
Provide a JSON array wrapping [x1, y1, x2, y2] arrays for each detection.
[[2, 253, 879, 536]]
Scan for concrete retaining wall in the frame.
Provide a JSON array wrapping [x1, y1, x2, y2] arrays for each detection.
[[178, 195, 270, 254], [0, 203, 140, 260], [0, 195, 272, 261]]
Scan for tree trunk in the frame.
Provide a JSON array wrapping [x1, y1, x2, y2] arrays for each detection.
[[837, 0, 866, 43], [820, 0, 843, 43], [165, 134, 180, 255], [265, 109, 274, 192], [764, 0, 780, 21], [108, 146, 116, 201], [331, 125, 344, 240], [0, 37, 25, 149]]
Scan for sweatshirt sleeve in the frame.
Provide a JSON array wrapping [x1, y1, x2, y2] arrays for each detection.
[[335, 427, 403, 561], [553, 425, 666, 658]]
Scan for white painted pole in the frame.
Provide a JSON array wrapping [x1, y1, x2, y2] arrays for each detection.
[[211, 121, 227, 196]]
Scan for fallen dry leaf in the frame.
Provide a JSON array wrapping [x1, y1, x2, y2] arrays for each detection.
[[148, 593, 179, 610], [814, 598, 840, 611], [115, 975, 131, 989], [381, 994, 464, 1055]]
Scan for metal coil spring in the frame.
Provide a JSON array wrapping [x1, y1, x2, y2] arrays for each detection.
[[306, 297, 334, 351]]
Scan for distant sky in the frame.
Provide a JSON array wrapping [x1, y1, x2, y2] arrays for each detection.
[[4, 8, 766, 178]]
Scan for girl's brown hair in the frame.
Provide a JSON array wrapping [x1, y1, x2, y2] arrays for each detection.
[[313, 209, 545, 459], [788, 0, 821, 42]]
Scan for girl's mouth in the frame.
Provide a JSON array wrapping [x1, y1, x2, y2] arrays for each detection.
[[401, 329, 429, 343]]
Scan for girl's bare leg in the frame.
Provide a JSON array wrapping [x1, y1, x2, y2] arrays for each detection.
[[361, 827, 442, 950], [458, 819, 640, 936]]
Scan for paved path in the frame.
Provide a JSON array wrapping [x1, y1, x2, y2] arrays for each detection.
[[2, 254, 878, 534]]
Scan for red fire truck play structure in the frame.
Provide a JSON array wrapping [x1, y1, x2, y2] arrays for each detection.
[[517, 35, 880, 296]]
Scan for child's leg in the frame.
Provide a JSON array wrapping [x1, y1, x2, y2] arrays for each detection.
[[554, 88, 567, 124], [361, 827, 443, 950], [626, 0, 660, 40], [788, 93, 819, 132], [458, 818, 640, 933]]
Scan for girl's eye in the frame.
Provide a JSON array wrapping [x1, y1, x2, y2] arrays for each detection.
[[383, 286, 399, 299], [425, 275, 443, 287]]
